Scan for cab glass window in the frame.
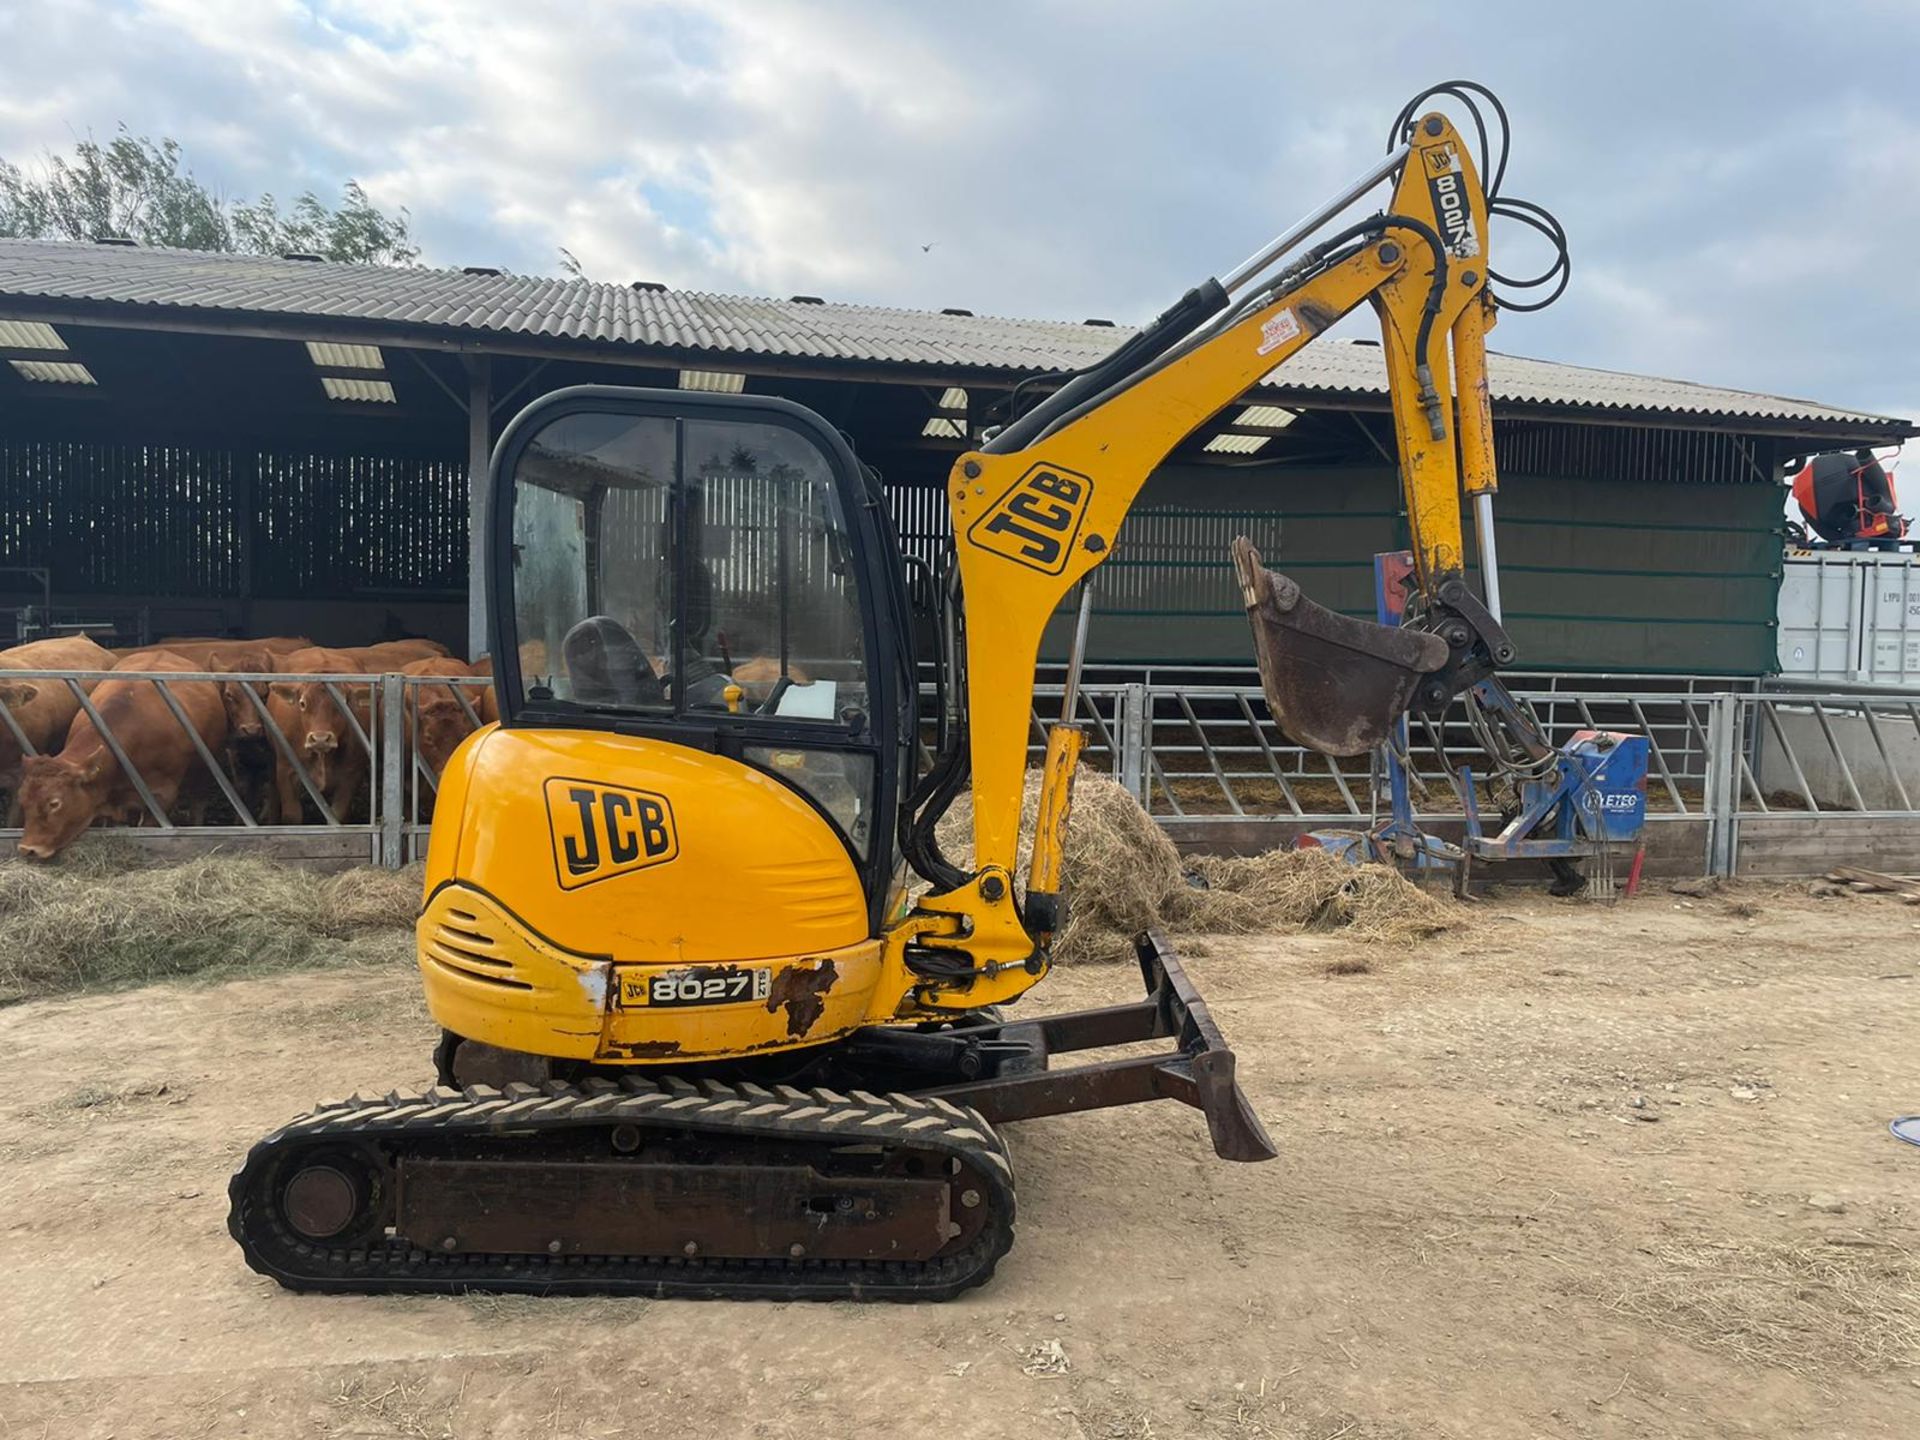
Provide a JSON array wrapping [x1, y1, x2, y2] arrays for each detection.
[[511, 412, 676, 710], [682, 419, 868, 727], [508, 410, 867, 727]]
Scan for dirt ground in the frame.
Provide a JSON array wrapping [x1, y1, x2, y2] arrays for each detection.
[[2, 883, 1918, 1439]]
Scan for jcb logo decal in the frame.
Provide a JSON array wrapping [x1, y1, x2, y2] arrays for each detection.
[[545, 777, 678, 890], [967, 464, 1093, 574]]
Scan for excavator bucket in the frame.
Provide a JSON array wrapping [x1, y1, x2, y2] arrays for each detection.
[[1231, 537, 1449, 757]]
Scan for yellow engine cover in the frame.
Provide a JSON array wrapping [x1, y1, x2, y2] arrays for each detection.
[[419, 725, 886, 1063]]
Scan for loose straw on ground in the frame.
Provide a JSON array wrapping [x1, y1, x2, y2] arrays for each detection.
[[935, 768, 1463, 963], [0, 840, 419, 999]]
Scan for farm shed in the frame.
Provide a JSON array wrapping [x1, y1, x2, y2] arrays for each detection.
[[0, 237, 1909, 674]]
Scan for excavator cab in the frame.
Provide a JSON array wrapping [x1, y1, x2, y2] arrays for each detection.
[[408, 388, 922, 1074]]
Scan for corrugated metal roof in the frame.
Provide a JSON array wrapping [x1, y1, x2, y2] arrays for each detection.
[[0, 237, 1906, 433]]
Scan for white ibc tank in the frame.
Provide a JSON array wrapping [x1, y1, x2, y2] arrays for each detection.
[[1777, 551, 1920, 684]]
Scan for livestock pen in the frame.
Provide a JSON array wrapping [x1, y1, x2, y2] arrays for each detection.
[[0, 664, 490, 867], [3, 658, 1917, 880]]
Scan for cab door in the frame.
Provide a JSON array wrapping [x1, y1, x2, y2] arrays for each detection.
[[488, 386, 911, 927]]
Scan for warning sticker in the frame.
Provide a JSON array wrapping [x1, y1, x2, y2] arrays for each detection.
[[1256, 307, 1302, 357]]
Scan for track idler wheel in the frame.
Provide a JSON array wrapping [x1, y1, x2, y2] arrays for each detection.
[[270, 1142, 390, 1249], [1231, 537, 1448, 757]]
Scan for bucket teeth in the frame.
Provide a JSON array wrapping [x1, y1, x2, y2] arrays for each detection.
[[1231, 537, 1448, 757]]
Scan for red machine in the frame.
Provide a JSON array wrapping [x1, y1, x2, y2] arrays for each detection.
[[1790, 450, 1908, 547]]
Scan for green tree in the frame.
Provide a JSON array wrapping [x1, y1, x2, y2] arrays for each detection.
[[0, 127, 417, 265], [232, 182, 417, 266]]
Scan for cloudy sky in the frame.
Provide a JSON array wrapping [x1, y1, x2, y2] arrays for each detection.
[[2, 0, 1917, 452]]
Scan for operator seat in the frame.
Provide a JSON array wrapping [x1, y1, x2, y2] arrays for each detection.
[[562, 615, 666, 707]]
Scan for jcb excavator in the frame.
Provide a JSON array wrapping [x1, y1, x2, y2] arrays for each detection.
[[230, 82, 1567, 1300]]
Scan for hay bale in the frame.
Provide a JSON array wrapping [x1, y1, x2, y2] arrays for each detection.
[[936, 767, 1189, 964], [0, 841, 420, 1000], [933, 768, 1462, 961]]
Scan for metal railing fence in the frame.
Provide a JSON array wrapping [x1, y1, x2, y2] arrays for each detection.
[[0, 669, 492, 866], [1, 667, 1913, 877], [1014, 680, 1919, 875]]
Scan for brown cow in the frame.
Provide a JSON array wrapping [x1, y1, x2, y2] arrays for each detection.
[[154, 634, 311, 652], [347, 639, 450, 671], [0, 636, 118, 820], [123, 636, 312, 667], [199, 646, 286, 824], [0, 635, 118, 670], [469, 655, 500, 727], [264, 647, 372, 823], [402, 658, 483, 781], [16, 652, 228, 860], [260, 641, 449, 823]]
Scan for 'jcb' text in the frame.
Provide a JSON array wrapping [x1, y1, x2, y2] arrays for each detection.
[[967, 464, 1094, 574], [545, 777, 679, 889]]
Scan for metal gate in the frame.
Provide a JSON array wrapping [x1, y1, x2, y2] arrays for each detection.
[[1018, 678, 1920, 877], [2, 669, 1914, 878]]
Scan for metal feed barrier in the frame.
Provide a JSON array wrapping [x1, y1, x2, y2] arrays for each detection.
[[2, 668, 1915, 877], [0, 668, 492, 867], [1017, 677, 1920, 877]]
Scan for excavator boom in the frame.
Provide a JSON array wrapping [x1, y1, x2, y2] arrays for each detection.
[[901, 86, 1562, 1003]]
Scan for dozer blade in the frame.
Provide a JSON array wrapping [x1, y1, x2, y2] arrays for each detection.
[[1231, 536, 1448, 757], [926, 929, 1277, 1164]]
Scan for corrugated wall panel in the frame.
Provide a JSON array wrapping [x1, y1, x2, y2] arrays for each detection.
[[0, 442, 468, 602], [1015, 463, 1781, 675], [1487, 475, 1781, 672], [0, 440, 241, 596], [3, 439, 1782, 675], [252, 451, 467, 598]]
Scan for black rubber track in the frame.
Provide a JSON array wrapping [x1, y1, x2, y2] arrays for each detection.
[[228, 1075, 1016, 1302]]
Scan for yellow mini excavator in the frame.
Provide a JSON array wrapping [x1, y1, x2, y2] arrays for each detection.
[[231, 81, 1567, 1300]]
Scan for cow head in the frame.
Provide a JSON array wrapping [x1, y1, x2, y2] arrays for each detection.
[[16, 752, 101, 859], [267, 677, 361, 791], [214, 652, 274, 747], [221, 680, 268, 743], [413, 695, 477, 777]]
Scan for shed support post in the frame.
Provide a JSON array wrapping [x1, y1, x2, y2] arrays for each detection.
[[1704, 693, 1740, 878], [466, 355, 492, 662], [1119, 683, 1149, 805], [380, 673, 405, 868]]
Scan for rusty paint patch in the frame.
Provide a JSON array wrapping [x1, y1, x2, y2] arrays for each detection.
[[598, 1039, 683, 1060], [765, 959, 838, 1038]]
